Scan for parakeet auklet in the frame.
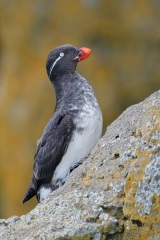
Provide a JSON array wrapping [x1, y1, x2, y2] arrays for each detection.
[[22, 44, 102, 203]]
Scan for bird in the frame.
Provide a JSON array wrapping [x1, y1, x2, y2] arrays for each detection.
[[22, 44, 102, 203]]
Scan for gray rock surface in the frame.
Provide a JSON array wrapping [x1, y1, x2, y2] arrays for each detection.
[[0, 91, 160, 240]]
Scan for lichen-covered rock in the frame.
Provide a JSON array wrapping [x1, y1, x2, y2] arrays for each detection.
[[0, 91, 160, 240]]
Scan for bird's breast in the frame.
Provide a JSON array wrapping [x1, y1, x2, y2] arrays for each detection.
[[51, 105, 102, 183]]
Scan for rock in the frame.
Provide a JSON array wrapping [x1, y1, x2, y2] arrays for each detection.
[[0, 91, 160, 240]]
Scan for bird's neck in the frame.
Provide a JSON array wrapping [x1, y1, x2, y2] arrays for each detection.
[[51, 71, 76, 102]]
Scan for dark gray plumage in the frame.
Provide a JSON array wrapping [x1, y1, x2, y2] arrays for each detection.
[[22, 44, 102, 203]]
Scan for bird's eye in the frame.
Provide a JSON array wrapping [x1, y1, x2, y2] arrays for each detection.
[[60, 52, 64, 57]]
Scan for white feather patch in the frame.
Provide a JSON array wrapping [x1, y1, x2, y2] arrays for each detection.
[[39, 187, 52, 202]]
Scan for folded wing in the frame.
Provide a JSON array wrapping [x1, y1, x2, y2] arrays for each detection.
[[22, 113, 74, 203]]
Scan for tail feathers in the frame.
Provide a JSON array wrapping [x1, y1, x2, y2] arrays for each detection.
[[22, 181, 36, 204]]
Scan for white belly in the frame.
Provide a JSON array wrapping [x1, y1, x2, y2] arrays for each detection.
[[52, 109, 102, 183]]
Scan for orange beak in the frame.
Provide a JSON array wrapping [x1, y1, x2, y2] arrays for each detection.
[[74, 47, 91, 61]]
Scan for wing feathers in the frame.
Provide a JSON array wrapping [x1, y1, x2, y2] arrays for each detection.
[[22, 114, 74, 203], [33, 114, 74, 180]]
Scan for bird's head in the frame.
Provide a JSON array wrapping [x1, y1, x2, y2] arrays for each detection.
[[46, 44, 91, 79]]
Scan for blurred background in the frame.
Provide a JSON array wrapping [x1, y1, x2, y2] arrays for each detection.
[[0, 0, 160, 218]]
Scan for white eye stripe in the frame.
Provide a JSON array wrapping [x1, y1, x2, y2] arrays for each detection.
[[49, 52, 65, 77]]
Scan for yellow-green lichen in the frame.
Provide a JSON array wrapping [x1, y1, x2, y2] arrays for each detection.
[[71, 233, 93, 240]]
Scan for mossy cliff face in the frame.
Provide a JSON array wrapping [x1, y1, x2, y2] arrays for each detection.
[[0, 91, 160, 239]]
